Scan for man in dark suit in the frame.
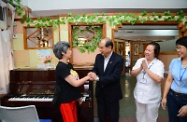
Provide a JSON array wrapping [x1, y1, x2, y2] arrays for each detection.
[[89, 37, 124, 122]]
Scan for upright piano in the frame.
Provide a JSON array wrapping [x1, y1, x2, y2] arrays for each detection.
[[1, 68, 94, 122]]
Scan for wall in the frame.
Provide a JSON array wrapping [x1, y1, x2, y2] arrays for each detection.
[[13, 18, 112, 68], [158, 39, 176, 52], [159, 52, 178, 71], [13, 20, 60, 68]]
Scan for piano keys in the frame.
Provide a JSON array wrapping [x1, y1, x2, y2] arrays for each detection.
[[8, 94, 89, 102], [1, 68, 94, 122], [8, 94, 53, 102]]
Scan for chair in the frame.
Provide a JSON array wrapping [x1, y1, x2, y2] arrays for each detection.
[[0, 105, 40, 122]]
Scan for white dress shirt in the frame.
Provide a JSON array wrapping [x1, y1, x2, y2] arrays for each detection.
[[132, 58, 164, 104], [104, 51, 113, 72]]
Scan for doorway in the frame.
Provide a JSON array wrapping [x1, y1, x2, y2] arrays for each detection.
[[112, 21, 180, 70]]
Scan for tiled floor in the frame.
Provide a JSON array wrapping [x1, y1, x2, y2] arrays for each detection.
[[94, 72, 169, 122]]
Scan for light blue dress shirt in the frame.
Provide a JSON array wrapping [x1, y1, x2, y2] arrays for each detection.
[[170, 58, 187, 94]]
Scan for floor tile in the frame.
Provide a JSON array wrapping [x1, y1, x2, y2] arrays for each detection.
[[94, 72, 168, 122]]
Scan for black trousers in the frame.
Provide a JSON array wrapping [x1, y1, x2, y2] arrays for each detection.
[[96, 92, 119, 122]]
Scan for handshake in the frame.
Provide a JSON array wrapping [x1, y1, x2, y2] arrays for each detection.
[[87, 72, 99, 81]]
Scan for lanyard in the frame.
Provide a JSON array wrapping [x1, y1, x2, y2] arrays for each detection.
[[180, 62, 187, 81], [180, 68, 186, 81], [143, 61, 154, 79]]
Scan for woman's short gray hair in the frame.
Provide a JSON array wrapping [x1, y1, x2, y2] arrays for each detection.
[[53, 41, 70, 59]]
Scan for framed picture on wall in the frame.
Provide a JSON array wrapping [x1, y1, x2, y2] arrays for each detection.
[[134, 43, 139, 56], [118, 42, 125, 56]]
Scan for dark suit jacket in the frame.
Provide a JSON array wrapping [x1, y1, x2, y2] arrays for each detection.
[[93, 52, 124, 103]]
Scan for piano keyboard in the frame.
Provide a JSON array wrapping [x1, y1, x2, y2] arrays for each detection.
[[8, 94, 90, 102], [8, 94, 53, 102]]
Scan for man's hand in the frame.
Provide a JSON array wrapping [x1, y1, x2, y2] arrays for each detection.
[[88, 72, 97, 81], [177, 105, 187, 117]]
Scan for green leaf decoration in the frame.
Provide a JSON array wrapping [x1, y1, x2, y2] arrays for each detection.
[[68, 12, 72, 17], [72, 26, 102, 53], [185, 21, 187, 26], [11, 0, 187, 53], [78, 46, 86, 53], [164, 11, 170, 16], [102, 12, 106, 16], [153, 18, 158, 23], [147, 16, 151, 21], [22, 14, 27, 19], [131, 20, 136, 25], [177, 16, 183, 22], [20, 19, 25, 24], [152, 12, 156, 17], [158, 14, 162, 19], [141, 11, 147, 16], [171, 15, 175, 20], [27, 24, 30, 27], [140, 18, 146, 23], [177, 10, 184, 16]]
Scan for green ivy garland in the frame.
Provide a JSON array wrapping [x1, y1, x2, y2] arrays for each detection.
[[8, 0, 25, 16], [10, 1, 187, 29], [21, 10, 187, 29], [10, 1, 187, 53], [72, 26, 102, 53]]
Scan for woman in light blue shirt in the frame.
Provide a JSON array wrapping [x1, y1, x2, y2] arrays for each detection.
[[162, 36, 187, 122]]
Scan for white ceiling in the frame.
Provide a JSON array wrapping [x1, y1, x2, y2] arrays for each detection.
[[30, 8, 187, 17], [16, 0, 187, 17], [114, 25, 179, 41]]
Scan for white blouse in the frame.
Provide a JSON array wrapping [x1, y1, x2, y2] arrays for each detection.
[[132, 58, 164, 104]]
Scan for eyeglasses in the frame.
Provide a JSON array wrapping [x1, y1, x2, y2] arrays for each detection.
[[176, 46, 184, 51]]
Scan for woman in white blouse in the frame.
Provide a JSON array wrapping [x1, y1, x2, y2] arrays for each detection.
[[131, 42, 164, 122]]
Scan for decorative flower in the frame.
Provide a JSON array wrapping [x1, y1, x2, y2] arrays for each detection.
[[44, 56, 52, 64]]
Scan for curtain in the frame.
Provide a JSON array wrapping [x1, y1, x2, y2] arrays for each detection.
[[0, 8, 15, 94]]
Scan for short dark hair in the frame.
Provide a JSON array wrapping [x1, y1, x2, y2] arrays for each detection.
[[53, 41, 70, 59], [148, 42, 160, 59], [103, 37, 113, 49], [176, 36, 187, 48]]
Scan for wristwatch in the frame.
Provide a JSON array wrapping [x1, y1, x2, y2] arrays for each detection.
[[95, 76, 99, 81]]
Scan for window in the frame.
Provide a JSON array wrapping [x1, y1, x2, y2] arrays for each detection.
[[23, 27, 54, 49], [68, 23, 106, 65]]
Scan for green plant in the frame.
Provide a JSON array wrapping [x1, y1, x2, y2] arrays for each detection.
[[10, 0, 187, 53], [18, 11, 187, 28], [8, 0, 25, 16], [72, 26, 102, 53]]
